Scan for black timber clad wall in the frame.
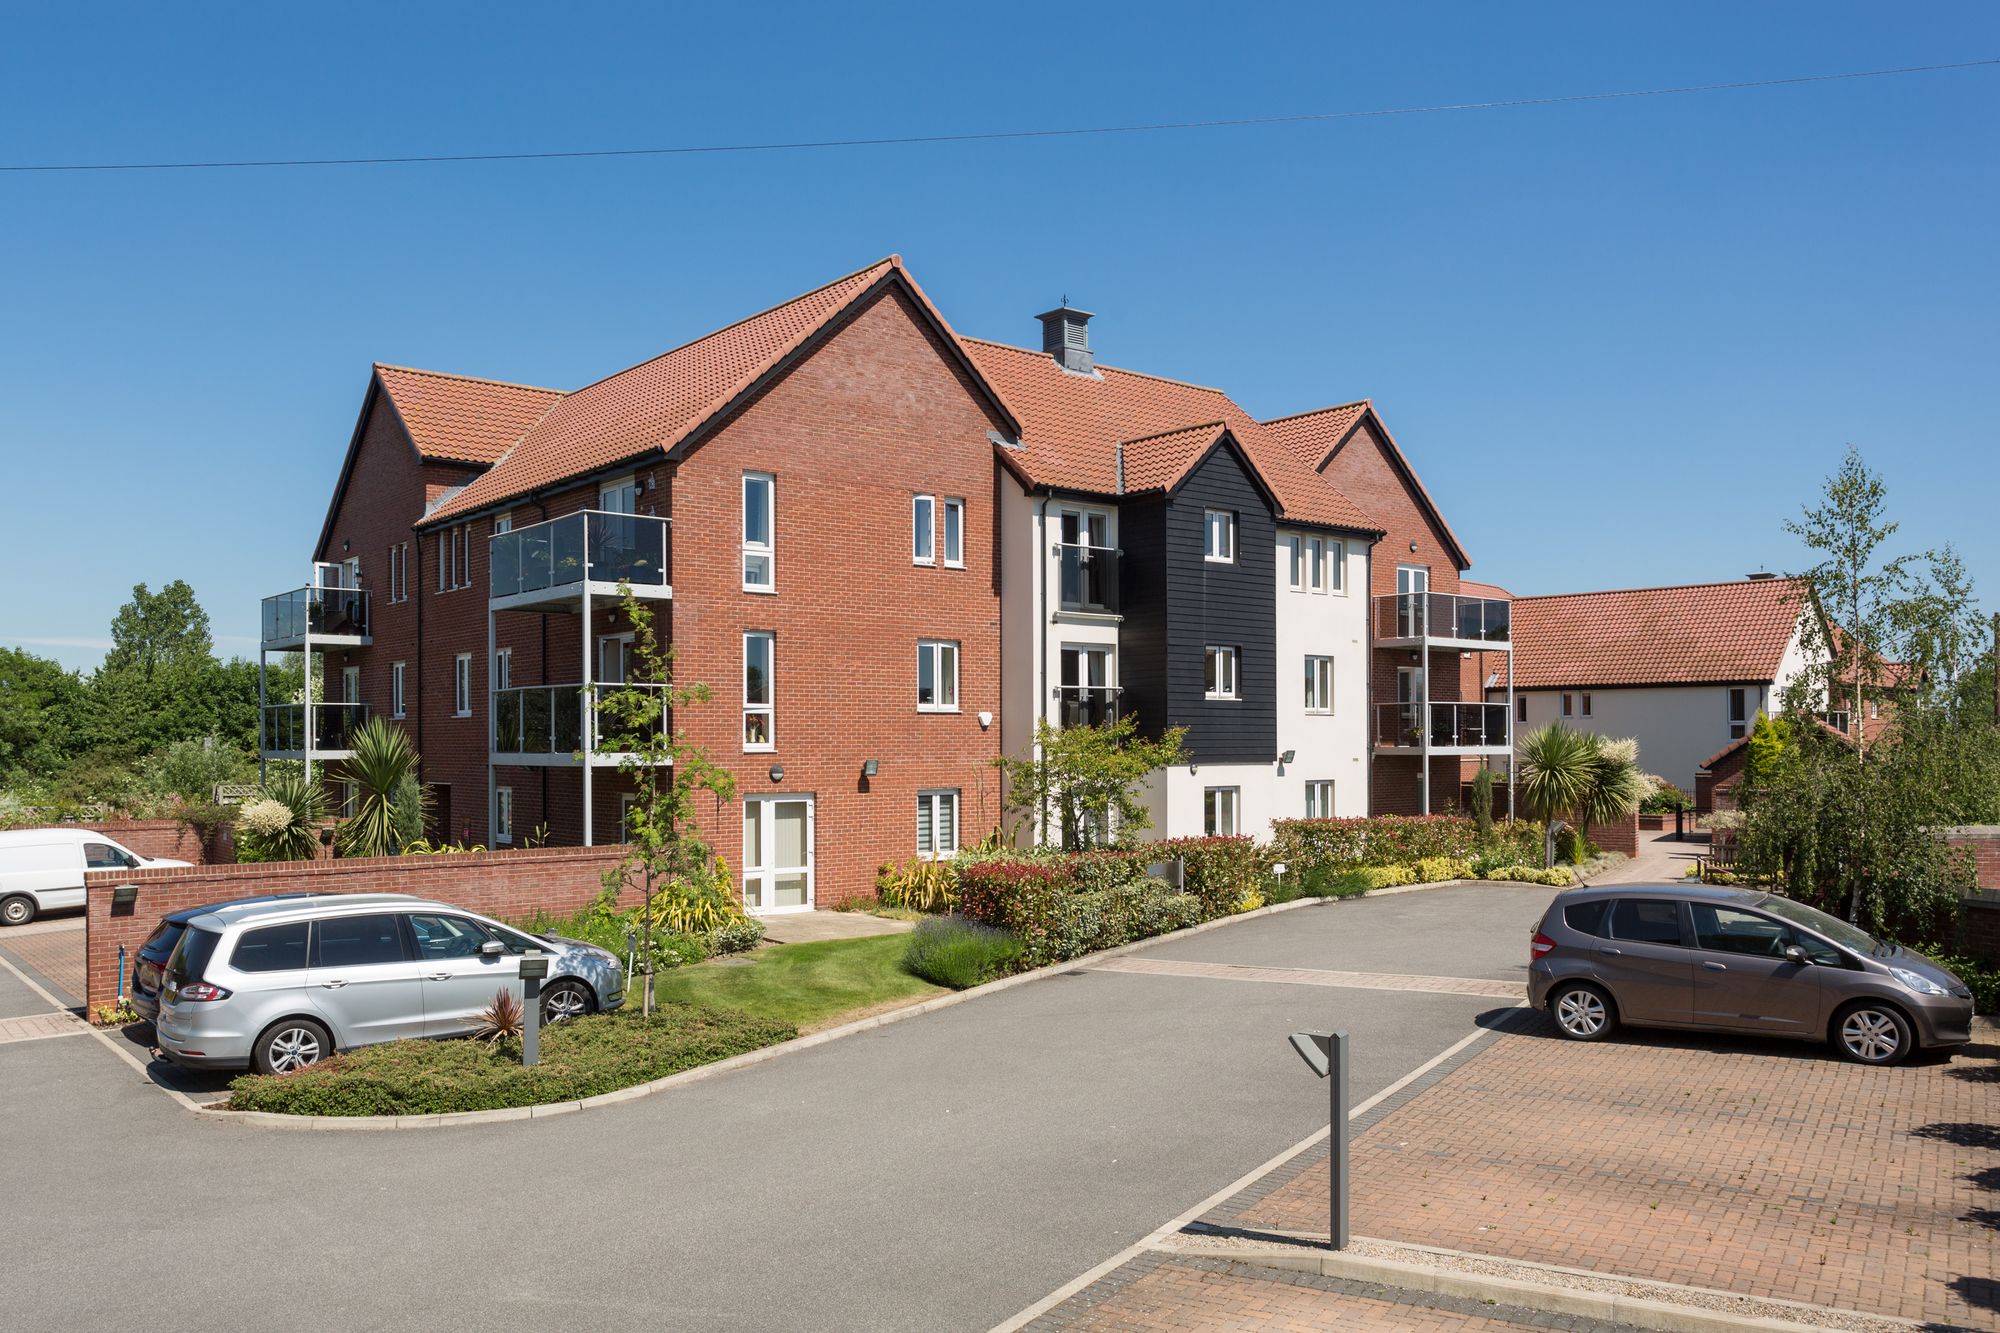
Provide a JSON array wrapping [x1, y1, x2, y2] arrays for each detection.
[[1163, 443, 1278, 763], [1117, 497, 1170, 741]]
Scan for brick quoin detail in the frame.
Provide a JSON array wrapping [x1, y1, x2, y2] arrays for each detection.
[[82, 845, 625, 1009]]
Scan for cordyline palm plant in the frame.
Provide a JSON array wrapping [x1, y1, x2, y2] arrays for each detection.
[[334, 718, 427, 857], [245, 764, 326, 862], [1517, 723, 1649, 855]]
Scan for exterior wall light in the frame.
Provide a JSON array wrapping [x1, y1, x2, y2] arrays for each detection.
[[1279, 750, 1296, 765], [768, 764, 784, 783], [861, 759, 880, 778]]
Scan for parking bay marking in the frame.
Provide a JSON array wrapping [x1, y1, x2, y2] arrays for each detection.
[[1083, 957, 1523, 999]]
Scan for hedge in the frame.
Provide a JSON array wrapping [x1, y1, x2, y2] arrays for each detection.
[[1270, 815, 1544, 876]]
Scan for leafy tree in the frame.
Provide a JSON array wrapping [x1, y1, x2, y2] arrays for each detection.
[[1469, 767, 1496, 841], [102, 580, 213, 680], [596, 583, 738, 1018], [0, 647, 84, 781], [996, 714, 1189, 851], [333, 719, 427, 857], [1740, 712, 1786, 805]]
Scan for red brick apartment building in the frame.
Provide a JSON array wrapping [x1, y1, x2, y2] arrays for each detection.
[[260, 256, 1505, 910]]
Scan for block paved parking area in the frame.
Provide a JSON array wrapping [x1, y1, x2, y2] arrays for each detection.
[[0, 917, 86, 1008], [1214, 1010, 2000, 1330], [1025, 1251, 1635, 1331]]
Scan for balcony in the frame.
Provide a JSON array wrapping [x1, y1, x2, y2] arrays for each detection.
[[1372, 592, 1509, 649], [260, 702, 368, 758], [1054, 685, 1120, 730], [489, 510, 671, 614], [1057, 543, 1119, 616], [1373, 702, 1511, 754], [261, 586, 371, 650], [492, 683, 671, 766]]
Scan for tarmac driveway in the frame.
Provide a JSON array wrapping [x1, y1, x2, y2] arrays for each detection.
[[0, 884, 1560, 1333]]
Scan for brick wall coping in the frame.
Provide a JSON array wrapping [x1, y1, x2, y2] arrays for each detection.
[[1946, 825, 2000, 837], [85, 842, 631, 886]]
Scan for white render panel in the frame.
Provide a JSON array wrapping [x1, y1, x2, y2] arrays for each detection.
[[1509, 684, 1774, 794], [1272, 531, 1370, 822]]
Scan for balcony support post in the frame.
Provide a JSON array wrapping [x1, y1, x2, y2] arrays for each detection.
[[302, 621, 314, 788], [1418, 642, 1431, 815], [581, 585, 594, 847], [487, 606, 497, 849], [257, 647, 269, 784], [1506, 651, 1516, 822]]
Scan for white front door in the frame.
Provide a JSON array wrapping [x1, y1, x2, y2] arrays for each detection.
[[599, 477, 638, 514], [743, 796, 813, 913]]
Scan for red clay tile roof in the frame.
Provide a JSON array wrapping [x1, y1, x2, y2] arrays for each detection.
[[425, 256, 993, 524], [960, 339, 1375, 532], [1508, 577, 1813, 689], [374, 364, 564, 465], [1459, 579, 1513, 600], [1263, 401, 1471, 569]]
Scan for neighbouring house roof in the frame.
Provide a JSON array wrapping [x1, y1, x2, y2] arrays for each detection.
[[1262, 401, 1471, 569], [1508, 577, 1813, 689], [960, 338, 1378, 533], [373, 364, 565, 465], [1459, 579, 1513, 600], [422, 256, 1015, 526]]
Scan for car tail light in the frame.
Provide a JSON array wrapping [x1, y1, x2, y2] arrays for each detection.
[[175, 982, 232, 1002], [1530, 932, 1557, 960]]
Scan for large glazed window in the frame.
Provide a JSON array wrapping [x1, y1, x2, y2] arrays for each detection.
[[743, 473, 775, 591], [744, 631, 774, 750], [918, 640, 959, 712]]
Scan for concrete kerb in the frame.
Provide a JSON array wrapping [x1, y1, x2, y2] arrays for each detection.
[[185, 879, 1495, 1130], [1185, 1242, 1926, 1333]]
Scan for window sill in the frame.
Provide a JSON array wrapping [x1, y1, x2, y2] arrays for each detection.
[[391, 712, 406, 721], [917, 707, 961, 715], [913, 559, 936, 568], [742, 585, 778, 595], [454, 710, 472, 718], [495, 836, 512, 846], [1203, 556, 1235, 565], [943, 560, 965, 570], [744, 744, 776, 754]]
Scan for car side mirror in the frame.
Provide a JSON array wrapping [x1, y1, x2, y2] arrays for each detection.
[[479, 939, 506, 957], [1782, 944, 1808, 965]]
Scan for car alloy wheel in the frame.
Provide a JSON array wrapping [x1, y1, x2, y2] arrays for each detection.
[[541, 981, 590, 1024], [1839, 1007, 1904, 1063], [264, 1024, 325, 1074], [1555, 987, 1608, 1038]]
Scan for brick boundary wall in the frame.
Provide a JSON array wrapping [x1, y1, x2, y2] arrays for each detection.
[[84, 844, 630, 1009], [1592, 810, 1640, 858], [1946, 828, 2000, 963], [15, 820, 233, 866]]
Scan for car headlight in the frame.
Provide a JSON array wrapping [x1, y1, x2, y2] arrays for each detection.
[[1889, 966, 1949, 997]]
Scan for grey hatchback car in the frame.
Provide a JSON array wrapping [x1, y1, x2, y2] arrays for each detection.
[[154, 894, 624, 1074], [1528, 884, 1973, 1065]]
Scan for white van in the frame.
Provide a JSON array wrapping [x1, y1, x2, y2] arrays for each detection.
[[0, 828, 192, 926]]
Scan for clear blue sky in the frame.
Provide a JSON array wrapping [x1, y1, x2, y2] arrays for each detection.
[[2, 3, 1994, 671]]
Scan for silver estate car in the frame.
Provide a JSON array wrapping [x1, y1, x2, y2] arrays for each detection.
[[1528, 884, 1973, 1066], [155, 894, 624, 1074]]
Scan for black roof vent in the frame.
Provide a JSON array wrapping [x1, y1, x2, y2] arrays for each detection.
[[1036, 304, 1095, 374]]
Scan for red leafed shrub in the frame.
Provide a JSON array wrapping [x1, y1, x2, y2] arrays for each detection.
[[955, 860, 1073, 967]]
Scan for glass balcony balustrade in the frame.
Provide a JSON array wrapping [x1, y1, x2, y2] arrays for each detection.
[[489, 510, 670, 601]]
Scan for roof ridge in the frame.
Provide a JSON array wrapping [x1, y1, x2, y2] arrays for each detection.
[[1120, 419, 1228, 446], [1512, 576, 1807, 603], [1260, 400, 1371, 425], [374, 363, 565, 396], [958, 335, 1229, 395], [560, 254, 901, 401]]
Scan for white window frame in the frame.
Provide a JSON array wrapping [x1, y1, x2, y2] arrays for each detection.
[[917, 789, 959, 859], [493, 515, 513, 535], [917, 639, 959, 713], [391, 661, 407, 719], [438, 529, 449, 592], [1204, 645, 1239, 701], [1304, 780, 1335, 818], [1326, 538, 1345, 593], [340, 781, 359, 820], [1304, 655, 1334, 713], [494, 647, 511, 694], [743, 631, 775, 752], [1561, 692, 1574, 718], [1727, 687, 1748, 739], [742, 472, 776, 593], [942, 497, 965, 568], [1305, 536, 1327, 592], [454, 653, 472, 717], [912, 494, 936, 565], [1580, 691, 1593, 718], [1203, 786, 1240, 836], [495, 787, 514, 844], [1287, 534, 1305, 591], [1204, 509, 1236, 563], [599, 475, 638, 514]]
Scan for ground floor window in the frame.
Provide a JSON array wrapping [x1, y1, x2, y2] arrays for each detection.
[[917, 789, 959, 858], [340, 780, 359, 820], [1203, 786, 1240, 836], [496, 787, 513, 843], [1304, 780, 1335, 818]]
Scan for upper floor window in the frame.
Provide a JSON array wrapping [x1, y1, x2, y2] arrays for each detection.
[[494, 647, 511, 693], [917, 789, 959, 859], [744, 631, 774, 751], [942, 498, 965, 568], [743, 472, 774, 592], [917, 639, 959, 712], [1323, 538, 1343, 592], [386, 542, 411, 603], [453, 653, 472, 716], [1304, 656, 1334, 713], [1579, 692, 1593, 718], [1205, 646, 1239, 700], [1516, 695, 1527, 723], [495, 788, 514, 844], [1727, 688, 1748, 739], [1204, 510, 1235, 563], [391, 662, 407, 719], [1561, 692, 1574, 718], [438, 525, 473, 592], [600, 476, 638, 514], [493, 515, 513, 535], [913, 494, 936, 565]]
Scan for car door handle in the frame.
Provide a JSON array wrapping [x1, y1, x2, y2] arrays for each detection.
[[1702, 961, 1728, 972], [425, 972, 451, 981], [1596, 947, 1623, 957], [319, 980, 348, 989]]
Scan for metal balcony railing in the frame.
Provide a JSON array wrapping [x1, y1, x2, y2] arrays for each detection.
[[1373, 702, 1510, 750], [1055, 685, 1120, 730], [492, 683, 671, 756], [1057, 543, 1119, 614], [260, 702, 368, 753], [489, 510, 670, 600], [1372, 592, 1509, 644], [261, 586, 371, 644]]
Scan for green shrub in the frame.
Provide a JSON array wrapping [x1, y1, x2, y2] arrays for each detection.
[[876, 856, 959, 912], [1639, 777, 1692, 814], [1413, 856, 1473, 883], [707, 918, 765, 955], [1477, 865, 1575, 887], [902, 916, 1025, 989], [1155, 836, 1261, 918], [1553, 826, 1586, 865], [956, 860, 1074, 968], [1935, 955, 2000, 1014], [227, 1005, 795, 1116], [1264, 869, 1302, 904], [1297, 868, 1373, 899]]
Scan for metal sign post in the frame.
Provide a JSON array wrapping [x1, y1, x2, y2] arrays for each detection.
[[1288, 1030, 1351, 1251], [519, 951, 550, 1067]]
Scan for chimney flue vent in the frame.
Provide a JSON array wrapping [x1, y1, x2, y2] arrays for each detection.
[[1036, 304, 1095, 374]]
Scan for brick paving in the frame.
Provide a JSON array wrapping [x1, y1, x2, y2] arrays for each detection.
[[1086, 956, 1525, 999], [0, 922, 86, 1005], [0, 1011, 90, 1045], [1026, 1251, 1633, 1331], [1220, 1014, 2000, 1329]]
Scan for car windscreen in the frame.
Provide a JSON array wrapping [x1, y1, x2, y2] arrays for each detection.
[[141, 922, 187, 959], [1753, 895, 1879, 956], [167, 927, 222, 983]]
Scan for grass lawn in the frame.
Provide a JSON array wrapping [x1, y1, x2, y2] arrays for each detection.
[[650, 933, 945, 1032]]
